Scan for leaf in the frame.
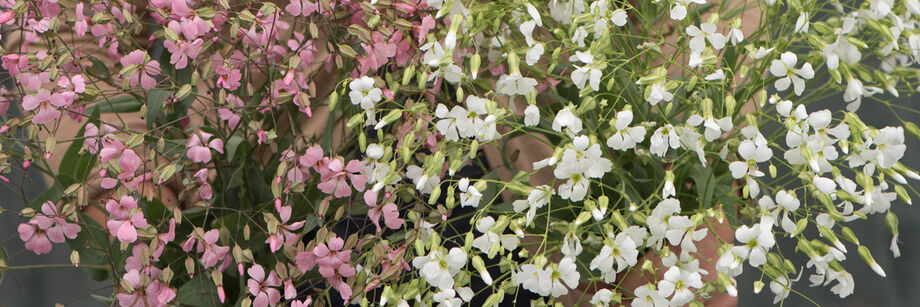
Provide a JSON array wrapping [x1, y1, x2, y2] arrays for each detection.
[[58, 126, 96, 187], [87, 95, 143, 114], [225, 136, 248, 161], [146, 89, 172, 129], [0, 245, 7, 287], [176, 275, 220, 306]]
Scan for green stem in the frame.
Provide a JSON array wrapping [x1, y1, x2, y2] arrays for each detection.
[[1, 264, 109, 271]]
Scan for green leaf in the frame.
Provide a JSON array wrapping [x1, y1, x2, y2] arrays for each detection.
[[0, 245, 7, 287], [58, 129, 96, 187], [87, 95, 143, 114], [176, 275, 220, 306], [225, 136, 248, 161], [146, 89, 172, 129]]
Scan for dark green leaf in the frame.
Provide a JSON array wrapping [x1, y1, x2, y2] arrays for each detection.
[[146, 89, 172, 129], [176, 274, 220, 306]]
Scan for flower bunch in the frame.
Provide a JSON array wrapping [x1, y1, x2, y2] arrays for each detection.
[[1, 0, 920, 306]]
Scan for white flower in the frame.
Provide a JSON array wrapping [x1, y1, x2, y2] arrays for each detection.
[[751, 46, 774, 59], [590, 232, 640, 283], [572, 26, 588, 47], [572, 65, 602, 92], [513, 185, 552, 226], [650, 124, 681, 157], [412, 248, 467, 290], [554, 136, 612, 201], [728, 137, 772, 179], [421, 42, 447, 66], [770, 275, 793, 304], [472, 216, 520, 256], [349, 76, 382, 110], [647, 198, 681, 248], [873, 126, 906, 169], [728, 26, 744, 45], [733, 216, 775, 267], [520, 20, 537, 46], [366, 143, 384, 160], [458, 178, 482, 208], [548, 0, 586, 24], [525, 3, 543, 26], [606, 109, 647, 151], [518, 263, 552, 296], [496, 73, 538, 96], [525, 43, 544, 66], [550, 258, 580, 297], [670, 0, 706, 20], [435, 104, 474, 141], [591, 289, 613, 306], [570, 51, 601, 91], [524, 104, 540, 126], [552, 107, 583, 135], [646, 82, 674, 105], [687, 23, 727, 52], [406, 165, 440, 194], [687, 114, 732, 142], [611, 9, 628, 26], [770, 52, 815, 96], [678, 126, 707, 165], [433, 289, 462, 307], [794, 12, 809, 33], [632, 284, 669, 307], [704, 69, 725, 81], [813, 176, 837, 194], [658, 266, 703, 306], [822, 37, 861, 70]]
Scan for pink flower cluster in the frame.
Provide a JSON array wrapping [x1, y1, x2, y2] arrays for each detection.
[[17, 201, 81, 255], [296, 235, 357, 302]]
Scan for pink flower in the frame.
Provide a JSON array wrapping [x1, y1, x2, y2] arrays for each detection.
[[200, 229, 230, 268], [58, 74, 86, 93], [163, 38, 203, 69], [290, 297, 312, 307], [105, 196, 148, 243], [194, 168, 212, 200], [84, 123, 115, 154], [247, 264, 282, 307], [295, 236, 356, 301], [21, 90, 74, 124], [218, 95, 244, 129], [125, 244, 162, 278], [168, 16, 210, 40], [363, 191, 404, 232], [152, 219, 176, 261], [416, 15, 435, 44], [116, 269, 176, 307], [74, 3, 87, 36], [33, 201, 81, 243], [312, 236, 356, 278], [316, 157, 367, 198], [358, 32, 397, 74], [120, 50, 161, 90], [1, 54, 27, 77], [264, 206, 304, 252], [186, 131, 224, 163], [18, 221, 52, 255], [285, 0, 318, 16]]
